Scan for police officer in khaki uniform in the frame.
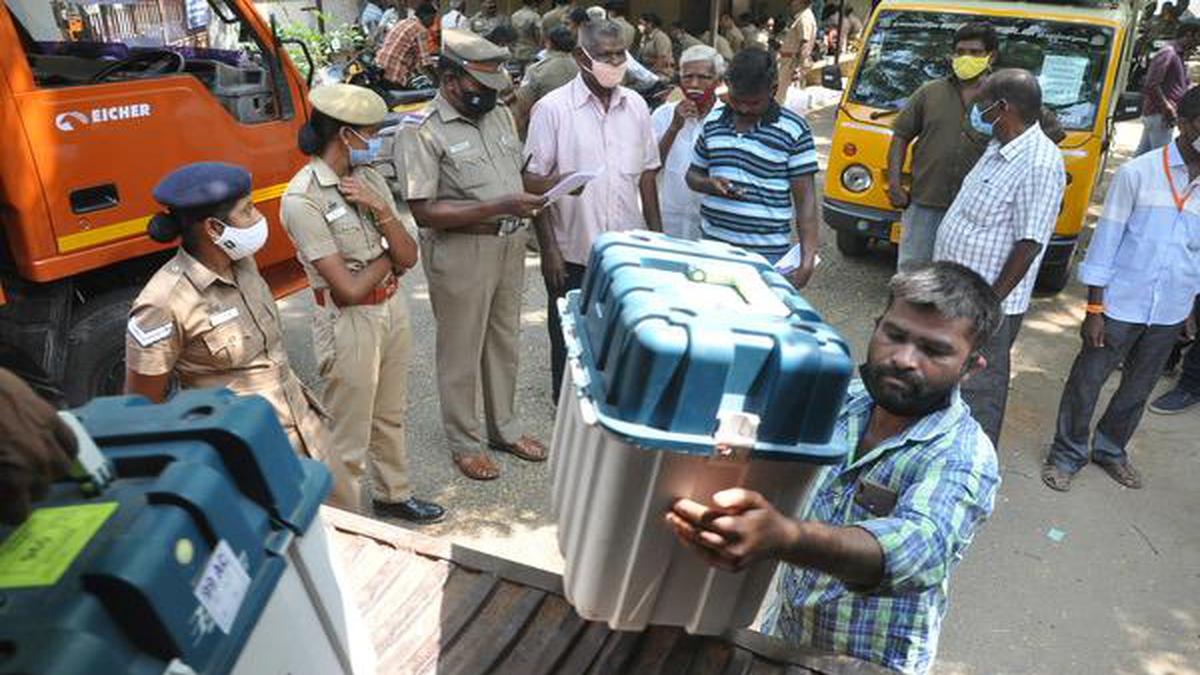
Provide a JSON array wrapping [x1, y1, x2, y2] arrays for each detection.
[[281, 84, 445, 523], [396, 30, 548, 481], [513, 25, 579, 136], [124, 162, 359, 511], [776, 0, 817, 103]]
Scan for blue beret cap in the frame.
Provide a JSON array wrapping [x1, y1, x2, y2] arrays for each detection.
[[152, 162, 252, 210]]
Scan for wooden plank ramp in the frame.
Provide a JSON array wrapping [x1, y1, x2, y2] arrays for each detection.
[[320, 507, 892, 675]]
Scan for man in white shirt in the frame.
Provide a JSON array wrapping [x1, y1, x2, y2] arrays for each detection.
[[442, 0, 469, 34], [651, 45, 724, 240], [933, 69, 1066, 447]]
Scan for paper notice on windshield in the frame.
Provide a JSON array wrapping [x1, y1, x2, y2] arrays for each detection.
[[1039, 55, 1089, 107], [543, 171, 599, 204]]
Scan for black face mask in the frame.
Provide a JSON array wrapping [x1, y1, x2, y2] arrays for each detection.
[[461, 87, 498, 116], [859, 360, 957, 418]]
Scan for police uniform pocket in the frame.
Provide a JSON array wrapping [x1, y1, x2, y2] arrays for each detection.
[[448, 146, 491, 190], [201, 321, 256, 368], [327, 208, 370, 256]]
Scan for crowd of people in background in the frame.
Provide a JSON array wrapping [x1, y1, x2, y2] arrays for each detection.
[[317, 0, 1200, 586]]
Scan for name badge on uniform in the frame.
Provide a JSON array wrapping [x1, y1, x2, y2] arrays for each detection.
[[448, 141, 471, 154], [210, 307, 241, 327], [128, 319, 173, 347], [324, 204, 348, 222]]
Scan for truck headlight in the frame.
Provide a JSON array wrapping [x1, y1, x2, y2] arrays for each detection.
[[841, 164, 873, 193]]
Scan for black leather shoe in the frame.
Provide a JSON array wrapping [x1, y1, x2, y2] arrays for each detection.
[[373, 497, 446, 524]]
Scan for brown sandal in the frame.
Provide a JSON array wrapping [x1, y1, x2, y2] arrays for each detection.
[[454, 453, 500, 481], [1094, 460, 1143, 489], [1041, 463, 1074, 492], [489, 435, 548, 463]]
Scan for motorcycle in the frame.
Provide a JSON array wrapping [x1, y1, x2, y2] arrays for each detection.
[[315, 47, 436, 111]]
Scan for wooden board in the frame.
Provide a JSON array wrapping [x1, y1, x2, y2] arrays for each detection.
[[319, 507, 894, 675]]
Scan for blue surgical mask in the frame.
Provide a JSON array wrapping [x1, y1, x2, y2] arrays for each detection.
[[347, 129, 382, 167], [970, 100, 1001, 137]]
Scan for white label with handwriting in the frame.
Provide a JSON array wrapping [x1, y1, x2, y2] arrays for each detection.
[[193, 540, 250, 634]]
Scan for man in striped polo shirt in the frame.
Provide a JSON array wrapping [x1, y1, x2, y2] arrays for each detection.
[[686, 48, 821, 287]]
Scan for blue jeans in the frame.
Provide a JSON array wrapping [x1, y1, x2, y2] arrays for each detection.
[[1136, 114, 1174, 156], [897, 204, 947, 270]]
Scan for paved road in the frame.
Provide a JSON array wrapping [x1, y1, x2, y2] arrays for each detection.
[[280, 104, 1200, 674]]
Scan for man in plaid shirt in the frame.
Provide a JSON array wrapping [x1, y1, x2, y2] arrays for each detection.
[[668, 262, 1003, 674], [377, 2, 438, 88], [933, 68, 1066, 447]]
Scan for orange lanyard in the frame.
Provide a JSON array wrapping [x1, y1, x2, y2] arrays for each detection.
[[1163, 145, 1197, 212]]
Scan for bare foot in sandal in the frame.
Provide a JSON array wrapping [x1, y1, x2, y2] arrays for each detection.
[[489, 435, 548, 462], [1041, 462, 1074, 492], [454, 453, 500, 481]]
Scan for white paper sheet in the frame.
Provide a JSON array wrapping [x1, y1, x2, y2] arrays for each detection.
[[773, 244, 822, 275], [543, 171, 600, 204], [1039, 54, 1089, 107]]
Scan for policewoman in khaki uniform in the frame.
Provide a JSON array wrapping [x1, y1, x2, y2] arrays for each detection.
[[776, 0, 817, 104], [281, 84, 444, 524], [396, 30, 547, 481], [124, 162, 359, 510]]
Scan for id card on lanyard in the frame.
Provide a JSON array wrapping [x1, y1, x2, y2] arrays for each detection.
[[1163, 145, 1198, 212]]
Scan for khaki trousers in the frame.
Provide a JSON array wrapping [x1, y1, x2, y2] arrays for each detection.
[[286, 408, 362, 512], [775, 57, 795, 104], [314, 291, 413, 503], [420, 229, 526, 457]]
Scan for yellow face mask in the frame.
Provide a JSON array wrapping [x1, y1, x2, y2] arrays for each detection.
[[952, 54, 991, 81]]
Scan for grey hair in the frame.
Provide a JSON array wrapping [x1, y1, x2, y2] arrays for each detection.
[[579, 18, 623, 51], [679, 45, 725, 76], [886, 262, 1002, 349]]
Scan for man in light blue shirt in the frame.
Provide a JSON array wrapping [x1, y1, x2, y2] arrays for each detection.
[[1042, 86, 1200, 492]]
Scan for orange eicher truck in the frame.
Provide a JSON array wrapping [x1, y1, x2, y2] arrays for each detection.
[[0, 0, 322, 404]]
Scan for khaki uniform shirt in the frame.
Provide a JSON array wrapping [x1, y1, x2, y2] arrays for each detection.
[[781, 8, 817, 69], [639, 28, 674, 76], [469, 11, 506, 36], [125, 249, 324, 456], [722, 24, 745, 52], [518, 50, 579, 105], [891, 76, 989, 208], [612, 15, 637, 51], [511, 6, 542, 61], [677, 32, 704, 52], [280, 158, 415, 291], [396, 94, 525, 212], [701, 31, 735, 61], [541, 4, 570, 35]]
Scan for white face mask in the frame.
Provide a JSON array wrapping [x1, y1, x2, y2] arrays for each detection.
[[213, 215, 268, 261]]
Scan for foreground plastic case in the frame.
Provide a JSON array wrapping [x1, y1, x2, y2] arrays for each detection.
[[0, 389, 374, 675], [551, 232, 854, 635]]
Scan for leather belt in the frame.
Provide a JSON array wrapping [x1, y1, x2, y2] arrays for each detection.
[[313, 275, 398, 308], [454, 222, 503, 235], [778, 51, 797, 58]]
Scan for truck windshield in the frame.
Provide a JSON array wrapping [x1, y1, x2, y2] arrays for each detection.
[[850, 11, 1114, 130]]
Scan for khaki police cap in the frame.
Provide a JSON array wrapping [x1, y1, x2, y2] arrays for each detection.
[[442, 29, 512, 91], [309, 83, 388, 125]]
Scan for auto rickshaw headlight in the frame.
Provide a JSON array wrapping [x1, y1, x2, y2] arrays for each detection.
[[841, 164, 873, 193]]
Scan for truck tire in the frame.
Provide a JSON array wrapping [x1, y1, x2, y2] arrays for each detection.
[[62, 288, 138, 406], [836, 230, 870, 258]]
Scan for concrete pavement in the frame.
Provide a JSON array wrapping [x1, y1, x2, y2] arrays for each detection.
[[279, 102, 1200, 674]]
